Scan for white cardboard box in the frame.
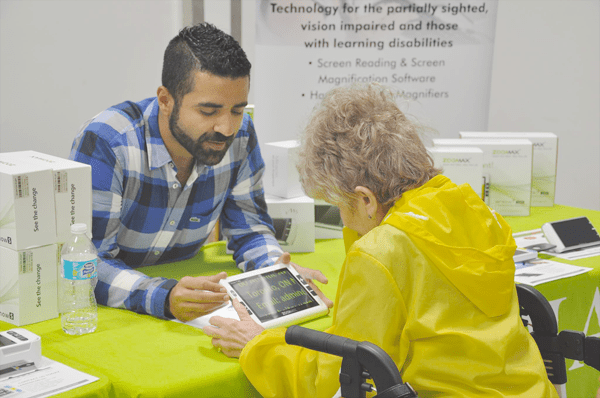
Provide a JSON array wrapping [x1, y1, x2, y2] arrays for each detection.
[[3, 151, 93, 244], [0, 244, 59, 326], [433, 139, 533, 216], [0, 155, 57, 250], [263, 140, 304, 199], [427, 147, 484, 199], [459, 132, 558, 207], [314, 199, 344, 239], [266, 194, 315, 252]]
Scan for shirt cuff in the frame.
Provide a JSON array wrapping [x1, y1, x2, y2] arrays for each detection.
[[156, 278, 178, 319]]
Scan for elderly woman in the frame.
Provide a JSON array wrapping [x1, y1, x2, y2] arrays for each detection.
[[205, 83, 557, 397]]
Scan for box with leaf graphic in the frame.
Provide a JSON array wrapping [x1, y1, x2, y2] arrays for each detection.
[[459, 132, 557, 207], [433, 139, 533, 216]]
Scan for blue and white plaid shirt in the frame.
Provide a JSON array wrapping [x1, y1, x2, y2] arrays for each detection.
[[70, 97, 283, 319]]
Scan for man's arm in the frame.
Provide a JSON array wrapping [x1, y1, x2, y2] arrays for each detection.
[[70, 126, 178, 318], [220, 116, 284, 271]]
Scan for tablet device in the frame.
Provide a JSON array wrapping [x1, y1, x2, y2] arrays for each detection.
[[315, 204, 343, 232], [513, 248, 537, 263], [542, 216, 600, 253], [220, 264, 329, 329]]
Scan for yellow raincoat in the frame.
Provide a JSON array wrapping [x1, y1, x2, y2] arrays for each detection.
[[240, 175, 557, 398]]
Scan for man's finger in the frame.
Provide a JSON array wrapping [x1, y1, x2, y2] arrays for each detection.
[[276, 252, 291, 264], [179, 273, 228, 292], [172, 288, 229, 305]]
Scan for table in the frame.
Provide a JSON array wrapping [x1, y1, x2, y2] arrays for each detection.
[[504, 205, 600, 398], [1, 205, 598, 397]]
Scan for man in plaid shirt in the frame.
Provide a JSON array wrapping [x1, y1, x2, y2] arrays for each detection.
[[70, 23, 331, 322]]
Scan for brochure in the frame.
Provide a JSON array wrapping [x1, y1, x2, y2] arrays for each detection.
[[0, 356, 98, 398], [513, 229, 600, 260], [515, 259, 592, 286]]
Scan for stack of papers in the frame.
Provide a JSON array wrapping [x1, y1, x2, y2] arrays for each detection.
[[0, 357, 98, 398], [515, 259, 592, 286], [512, 229, 594, 285]]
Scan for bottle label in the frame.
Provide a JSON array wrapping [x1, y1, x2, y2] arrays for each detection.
[[62, 258, 97, 280]]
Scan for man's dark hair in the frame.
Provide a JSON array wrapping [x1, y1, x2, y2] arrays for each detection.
[[162, 22, 251, 103]]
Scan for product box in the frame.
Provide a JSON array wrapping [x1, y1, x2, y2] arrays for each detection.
[[459, 132, 558, 207], [0, 155, 57, 250], [0, 244, 59, 326], [433, 139, 533, 216], [2, 151, 93, 244], [266, 194, 315, 252], [263, 140, 304, 199], [314, 199, 344, 239], [427, 147, 485, 199]]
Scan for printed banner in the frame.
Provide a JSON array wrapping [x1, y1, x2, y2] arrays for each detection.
[[254, 0, 498, 143]]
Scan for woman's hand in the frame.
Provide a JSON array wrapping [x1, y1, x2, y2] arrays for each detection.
[[203, 299, 265, 358], [278, 252, 334, 309]]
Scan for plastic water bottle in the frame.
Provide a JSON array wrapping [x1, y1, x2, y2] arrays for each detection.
[[60, 223, 98, 335]]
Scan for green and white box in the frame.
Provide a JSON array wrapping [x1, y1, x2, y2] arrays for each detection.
[[3, 151, 92, 244], [427, 147, 484, 199], [433, 139, 533, 216], [263, 140, 304, 199], [0, 155, 57, 250], [459, 132, 558, 207], [0, 244, 58, 326], [266, 194, 315, 253]]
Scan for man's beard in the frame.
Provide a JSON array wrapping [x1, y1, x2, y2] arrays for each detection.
[[169, 103, 235, 166]]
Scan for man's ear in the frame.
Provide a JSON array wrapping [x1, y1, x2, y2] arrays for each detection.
[[354, 186, 378, 217], [157, 86, 174, 115]]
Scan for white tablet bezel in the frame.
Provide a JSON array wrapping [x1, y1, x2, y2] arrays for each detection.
[[219, 264, 329, 329]]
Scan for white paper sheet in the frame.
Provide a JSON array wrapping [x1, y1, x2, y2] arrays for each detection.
[[515, 259, 592, 286], [0, 356, 98, 398], [513, 229, 600, 260]]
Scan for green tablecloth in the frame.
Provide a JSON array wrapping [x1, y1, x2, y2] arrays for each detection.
[[504, 205, 600, 398], [1, 206, 598, 397]]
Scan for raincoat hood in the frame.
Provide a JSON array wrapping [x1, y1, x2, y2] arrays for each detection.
[[381, 175, 517, 317]]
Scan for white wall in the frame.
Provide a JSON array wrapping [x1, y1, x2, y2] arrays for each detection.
[[1, 0, 598, 210], [488, 0, 600, 211], [0, 0, 182, 159]]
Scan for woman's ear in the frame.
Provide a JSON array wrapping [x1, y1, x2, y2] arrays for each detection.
[[354, 186, 378, 218]]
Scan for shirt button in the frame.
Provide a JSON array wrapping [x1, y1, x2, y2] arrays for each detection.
[[172, 183, 179, 189], [154, 251, 160, 256], [169, 220, 175, 226]]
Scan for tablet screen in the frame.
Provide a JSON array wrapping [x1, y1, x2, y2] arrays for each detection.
[[551, 217, 600, 247], [228, 268, 319, 322]]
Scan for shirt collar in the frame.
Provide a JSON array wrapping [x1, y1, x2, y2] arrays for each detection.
[[145, 98, 173, 171]]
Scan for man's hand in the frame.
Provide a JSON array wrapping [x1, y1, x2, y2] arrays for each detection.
[[169, 272, 229, 322], [277, 252, 334, 309], [203, 299, 265, 358]]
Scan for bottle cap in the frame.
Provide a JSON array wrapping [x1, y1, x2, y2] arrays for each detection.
[[70, 223, 88, 234]]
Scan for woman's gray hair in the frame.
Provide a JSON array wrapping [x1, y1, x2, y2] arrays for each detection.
[[297, 83, 440, 208]]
